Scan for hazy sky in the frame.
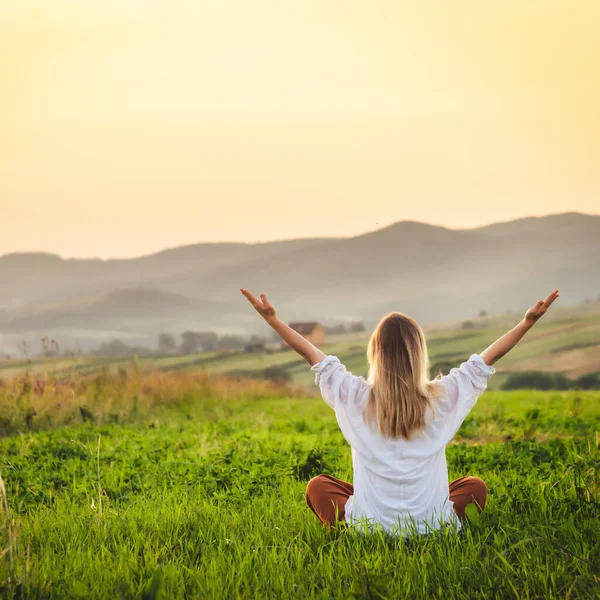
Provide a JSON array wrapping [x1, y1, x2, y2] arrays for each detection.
[[1, 0, 599, 258]]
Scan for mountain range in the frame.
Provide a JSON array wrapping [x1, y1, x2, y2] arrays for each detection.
[[1, 212, 598, 353]]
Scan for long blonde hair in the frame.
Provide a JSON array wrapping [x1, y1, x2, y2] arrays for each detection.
[[365, 312, 440, 440]]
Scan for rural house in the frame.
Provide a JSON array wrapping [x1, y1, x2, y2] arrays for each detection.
[[286, 322, 326, 347]]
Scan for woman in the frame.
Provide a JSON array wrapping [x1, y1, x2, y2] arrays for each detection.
[[241, 288, 559, 535]]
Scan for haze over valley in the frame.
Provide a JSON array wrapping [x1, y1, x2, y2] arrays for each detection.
[[1, 212, 598, 355]]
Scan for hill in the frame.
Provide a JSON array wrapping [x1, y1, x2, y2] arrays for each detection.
[[0, 212, 599, 353]]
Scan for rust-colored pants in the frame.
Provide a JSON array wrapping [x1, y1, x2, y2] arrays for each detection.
[[305, 474, 487, 527]]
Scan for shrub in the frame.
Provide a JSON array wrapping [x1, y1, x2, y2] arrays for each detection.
[[158, 333, 177, 353], [431, 360, 466, 377], [263, 365, 292, 383], [574, 372, 600, 390], [348, 321, 365, 333], [502, 371, 600, 390]]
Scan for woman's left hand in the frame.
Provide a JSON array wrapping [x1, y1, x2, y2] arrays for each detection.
[[241, 289, 277, 323]]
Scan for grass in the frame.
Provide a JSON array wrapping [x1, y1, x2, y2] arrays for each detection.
[[0, 367, 305, 437], [0, 369, 599, 599]]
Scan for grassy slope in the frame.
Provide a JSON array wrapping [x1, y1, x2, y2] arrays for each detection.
[[0, 388, 599, 599], [2, 302, 599, 390]]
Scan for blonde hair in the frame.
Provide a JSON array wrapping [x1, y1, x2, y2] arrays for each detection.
[[365, 312, 440, 440]]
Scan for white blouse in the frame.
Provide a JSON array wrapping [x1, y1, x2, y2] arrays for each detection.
[[311, 354, 495, 535]]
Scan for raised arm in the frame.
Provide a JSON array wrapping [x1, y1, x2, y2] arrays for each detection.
[[480, 289, 559, 366], [241, 289, 326, 366]]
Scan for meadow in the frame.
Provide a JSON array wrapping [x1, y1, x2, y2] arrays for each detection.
[[0, 368, 599, 599]]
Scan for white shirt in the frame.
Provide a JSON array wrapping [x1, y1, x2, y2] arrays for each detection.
[[311, 354, 495, 535]]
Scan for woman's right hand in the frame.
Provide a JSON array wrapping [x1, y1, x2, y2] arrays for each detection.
[[241, 289, 277, 323]]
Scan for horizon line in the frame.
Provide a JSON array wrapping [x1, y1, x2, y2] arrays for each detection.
[[2, 210, 597, 263]]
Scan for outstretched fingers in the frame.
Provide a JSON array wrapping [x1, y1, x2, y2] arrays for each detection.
[[543, 289, 560, 308], [241, 288, 263, 309], [241, 288, 276, 322], [526, 289, 560, 323], [260, 293, 273, 309]]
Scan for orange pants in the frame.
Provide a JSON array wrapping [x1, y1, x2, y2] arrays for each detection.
[[305, 474, 487, 527]]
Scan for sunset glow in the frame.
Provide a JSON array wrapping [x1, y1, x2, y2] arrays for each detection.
[[1, 0, 599, 258]]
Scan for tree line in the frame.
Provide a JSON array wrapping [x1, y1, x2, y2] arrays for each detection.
[[90, 321, 367, 358], [502, 371, 600, 390]]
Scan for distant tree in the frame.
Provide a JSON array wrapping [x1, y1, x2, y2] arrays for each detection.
[[96, 338, 131, 356], [158, 333, 177, 354], [197, 331, 219, 352], [180, 331, 219, 354], [349, 321, 365, 333], [479, 310, 488, 318], [219, 334, 246, 351], [180, 331, 202, 354], [461, 320, 475, 330]]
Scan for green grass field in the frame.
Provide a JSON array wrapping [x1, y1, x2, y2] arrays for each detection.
[[0, 370, 599, 599]]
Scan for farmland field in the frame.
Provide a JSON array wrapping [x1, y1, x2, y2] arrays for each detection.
[[2, 301, 600, 391], [0, 370, 599, 599]]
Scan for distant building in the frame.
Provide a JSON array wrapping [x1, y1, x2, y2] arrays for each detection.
[[285, 322, 326, 348]]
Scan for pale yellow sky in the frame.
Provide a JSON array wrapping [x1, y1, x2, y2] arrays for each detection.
[[1, 0, 599, 258]]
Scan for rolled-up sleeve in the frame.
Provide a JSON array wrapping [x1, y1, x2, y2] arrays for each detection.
[[311, 355, 366, 409], [437, 354, 496, 438]]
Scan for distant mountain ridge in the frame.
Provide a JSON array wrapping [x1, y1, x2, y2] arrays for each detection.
[[1, 212, 599, 352]]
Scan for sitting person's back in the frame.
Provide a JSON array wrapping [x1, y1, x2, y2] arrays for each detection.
[[309, 351, 494, 534]]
